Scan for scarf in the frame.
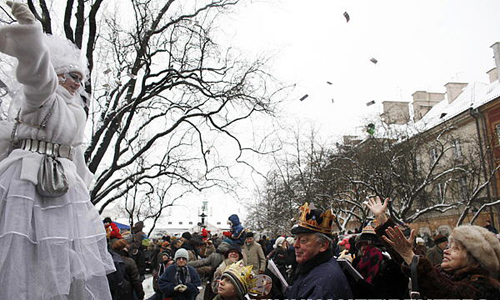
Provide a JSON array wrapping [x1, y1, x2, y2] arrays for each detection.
[[175, 265, 191, 285], [355, 245, 383, 284]]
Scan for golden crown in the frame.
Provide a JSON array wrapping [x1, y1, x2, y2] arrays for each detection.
[[223, 260, 255, 292], [296, 202, 336, 235]]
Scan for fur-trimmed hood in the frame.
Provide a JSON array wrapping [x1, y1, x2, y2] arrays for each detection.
[[451, 225, 500, 275]]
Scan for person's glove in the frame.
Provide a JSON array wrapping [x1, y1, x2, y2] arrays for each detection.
[[177, 284, 187, 293], [174, 284, 183, 292], [6, 1, 36, 25]]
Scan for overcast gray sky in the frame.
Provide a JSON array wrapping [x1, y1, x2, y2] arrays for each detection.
[[219, 0, 500, 139], [107, 1, 500, 227], [195, 0, 500, 224]]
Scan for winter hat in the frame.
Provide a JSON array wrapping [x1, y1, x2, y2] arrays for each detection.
[[291, 203, 336, 237], [225, 244, 243, 260], [222, 260, 254, 300], [174, 248, 189, 262], [43, 34, 88, 80], [182, 232, 192, 240], [355, 225, 383, 248], [103, 217, 112, 224], [433, 234, 448, 245], [134, 221, 144, 230], [273, 236, 286, 249], [451, 225, 500, 275], [286, 237, 295, 247], [416, 237, 425, 245], [246, 232, 254, 238]]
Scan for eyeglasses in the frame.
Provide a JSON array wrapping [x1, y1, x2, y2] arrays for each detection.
[[64, 72, 83, 85]]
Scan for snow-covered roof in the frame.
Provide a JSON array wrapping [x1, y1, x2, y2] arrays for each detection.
[[414, 81, 497, 132], [350, 80, 500, 143]]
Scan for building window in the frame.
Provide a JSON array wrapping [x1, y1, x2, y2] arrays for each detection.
[[413, 154, 422, 171], [459, 176, 468, 200], [179, 222, 183, 225], [496, 123, 500, 145], [435, 183, 444, 200], [429, 148, 439, 164], [452, 139, 462, 159]]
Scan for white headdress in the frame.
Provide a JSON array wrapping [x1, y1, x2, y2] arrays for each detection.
[[43, 34, 89, 81]]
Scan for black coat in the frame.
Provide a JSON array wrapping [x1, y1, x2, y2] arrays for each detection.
[[117, 249, 145, 300]]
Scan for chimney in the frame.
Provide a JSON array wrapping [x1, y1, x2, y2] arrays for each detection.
[[444, 82, 468, 103], [381, 101, 410, 125], [492, 42, 500, 71], [489, 42, 500, 83], [487, 67, 498, 83], [412, 91, 445, 121]]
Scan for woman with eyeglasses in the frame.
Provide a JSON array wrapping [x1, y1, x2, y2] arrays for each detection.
[[365, 197, 500, 299], [159, 248, 202, 300], [0, 2, 114, 299]]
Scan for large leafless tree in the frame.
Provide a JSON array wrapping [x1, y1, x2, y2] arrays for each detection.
[[4, 0, 283, 214]]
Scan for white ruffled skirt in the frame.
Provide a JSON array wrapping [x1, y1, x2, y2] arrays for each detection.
[[0, 161, 115, 299]]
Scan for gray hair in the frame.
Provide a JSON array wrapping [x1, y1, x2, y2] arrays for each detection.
[[314, 232, 332, 246]]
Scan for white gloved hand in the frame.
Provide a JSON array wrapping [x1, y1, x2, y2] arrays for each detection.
[[6, 1, 36, 25], [174, 284, 183, 292], [177, 284, 188, 293]]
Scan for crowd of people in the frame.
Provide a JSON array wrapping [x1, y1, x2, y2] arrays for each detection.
[[101, 202, 500, 300]]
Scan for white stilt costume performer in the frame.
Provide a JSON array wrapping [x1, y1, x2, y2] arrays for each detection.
[[0, 2, 114, 299]]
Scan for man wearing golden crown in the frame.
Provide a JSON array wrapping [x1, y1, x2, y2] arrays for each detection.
[[285, 203, 353, 300]]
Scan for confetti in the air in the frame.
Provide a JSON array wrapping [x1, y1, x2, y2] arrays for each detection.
[[326, 81, 333, 85], [366, 100, 375, 106], [343, 12, 350, 22], [370, 58, 378, 64], [299, 94, 309, 101]]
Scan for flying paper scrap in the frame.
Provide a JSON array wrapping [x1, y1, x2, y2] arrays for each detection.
[[326, 81, 333, 85], [366, 100, 375, 106], [299, 94, 309, 101], [370, 58, 378, 64], [343, 12, 350, 22]]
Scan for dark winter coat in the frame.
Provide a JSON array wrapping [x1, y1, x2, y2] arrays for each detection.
[[131, 247, 147, 277], [351, 246, 409, 299], [268, 247, 291, 279], [228, 214, 245, 245], [409, 257, 500, 299], [285, 249, 353, 300], [116, 249, 145, 300], [159, 263, 202, 300]]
